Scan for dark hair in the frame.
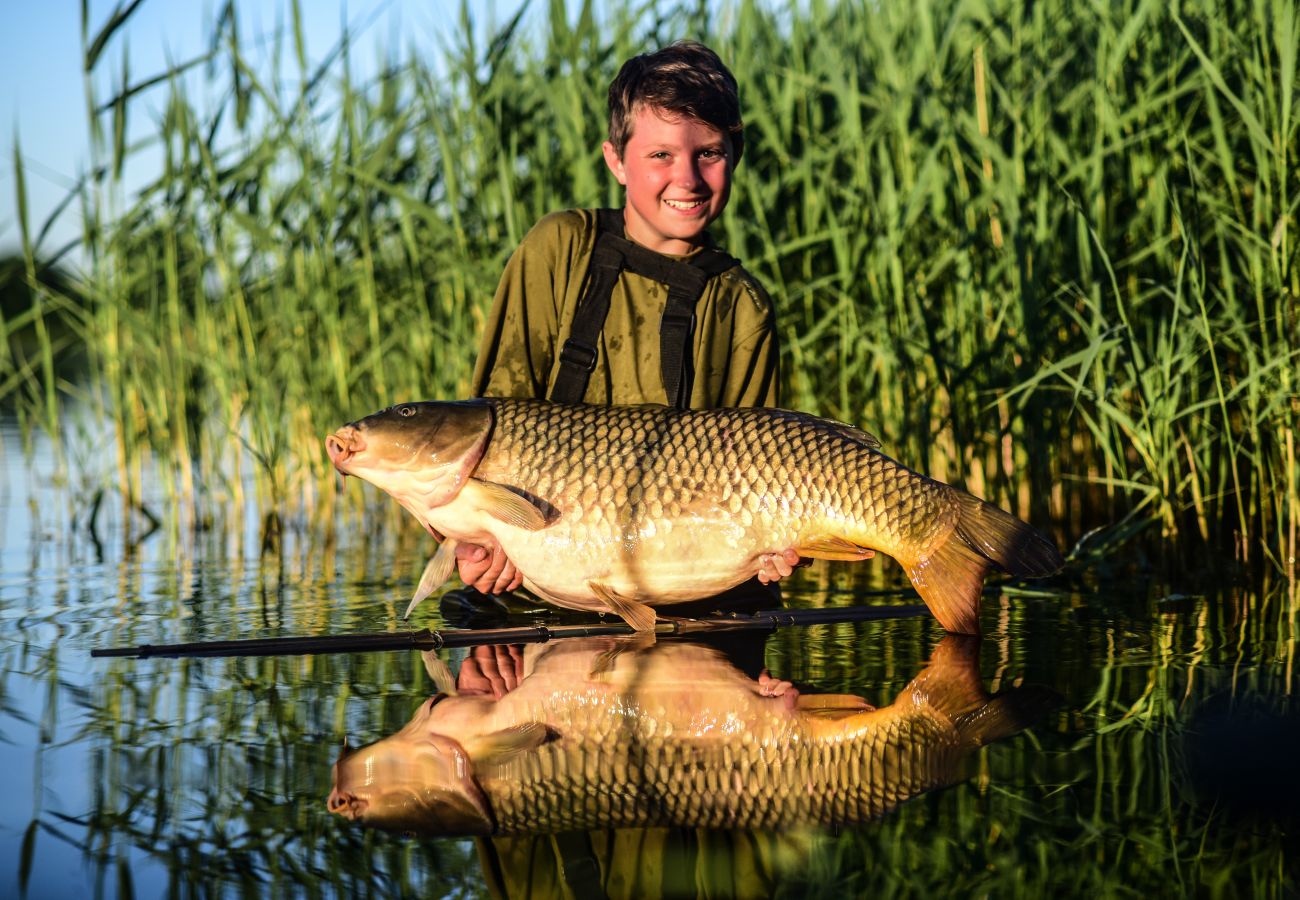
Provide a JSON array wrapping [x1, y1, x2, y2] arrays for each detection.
[[607, 41, 744, 165]]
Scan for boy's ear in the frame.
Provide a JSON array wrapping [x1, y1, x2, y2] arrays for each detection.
[[602, 141, 628, 186]]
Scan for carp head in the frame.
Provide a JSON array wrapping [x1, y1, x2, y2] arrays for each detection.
[[326, 401, 493, 522], [328, 689, 558, 837], [327, 694, 496, 836]]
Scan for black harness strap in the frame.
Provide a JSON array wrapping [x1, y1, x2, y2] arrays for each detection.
[[549, 209, 738, 407]]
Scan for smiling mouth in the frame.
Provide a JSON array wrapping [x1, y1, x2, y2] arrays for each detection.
[[664, 198, 706, 210]]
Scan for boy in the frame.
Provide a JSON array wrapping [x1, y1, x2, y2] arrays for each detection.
[[457, 40, 804, 594]]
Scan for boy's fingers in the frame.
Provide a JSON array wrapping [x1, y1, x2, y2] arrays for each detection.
[[455, 543, 488, 562], [473, 545, 512, 593], [756, 551, 794, 583], [495, 562, 523, 594], [457, 557, 489, 585], [490, 558, 520, 595], [755, 553, 778, 583]]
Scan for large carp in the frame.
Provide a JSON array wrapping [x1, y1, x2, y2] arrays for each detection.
[[325, 400, 1062, 633], [326, 635, 1052, 834]]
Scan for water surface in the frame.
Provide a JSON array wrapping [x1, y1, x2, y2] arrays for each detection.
[[1, 417, 1296, 897]]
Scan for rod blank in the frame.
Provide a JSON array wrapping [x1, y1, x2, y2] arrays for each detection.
[[90, 604, 930, 660]]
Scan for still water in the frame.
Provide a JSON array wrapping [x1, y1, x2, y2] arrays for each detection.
[[2, 417, 1297, 898]]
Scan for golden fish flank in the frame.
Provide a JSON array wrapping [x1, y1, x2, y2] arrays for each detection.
[[325, 400, 1064, 634], [326, 636, 1055, 834]]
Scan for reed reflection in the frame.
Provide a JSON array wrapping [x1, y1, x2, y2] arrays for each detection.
[[328, 633, 1053, 837]]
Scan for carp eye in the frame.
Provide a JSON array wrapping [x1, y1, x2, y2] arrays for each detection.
[[398, 406, 416, 418]]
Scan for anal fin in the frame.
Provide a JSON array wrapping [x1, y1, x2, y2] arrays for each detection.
[[796, 535, 876, 561], [904, 529, 989, 635], [796, 693, 876, 717], [589, 581, 658, 633]]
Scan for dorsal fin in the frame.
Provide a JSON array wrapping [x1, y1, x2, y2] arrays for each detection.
[[821, 418, 881, 449]]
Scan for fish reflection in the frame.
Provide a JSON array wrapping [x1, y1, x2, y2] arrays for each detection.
[[328, 634, 1052, 836]]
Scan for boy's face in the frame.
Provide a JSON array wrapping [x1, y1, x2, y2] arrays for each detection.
[[602, 105, 733, 255]]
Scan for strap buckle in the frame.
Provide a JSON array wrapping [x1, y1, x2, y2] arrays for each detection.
[[559, 339, 599, 372]]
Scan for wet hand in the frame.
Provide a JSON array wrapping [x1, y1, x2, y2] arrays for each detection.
[[757, 669, 800, 709], [455, 541, 524, 594], [757, 548, 804, 584], [457, 645, 525, 698]]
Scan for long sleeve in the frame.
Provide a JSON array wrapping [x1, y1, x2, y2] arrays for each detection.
[[722, 311, 781, 408], [471, 245, 557, 400]]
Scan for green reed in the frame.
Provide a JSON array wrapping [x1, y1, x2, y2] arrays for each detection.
[[3, 0, 1297, 577]]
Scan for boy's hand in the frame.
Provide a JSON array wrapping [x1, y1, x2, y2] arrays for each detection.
[[456, 644, 526, 698], [757, 669, 800, 709], [758, 547, 876, 583], [757, 548, 809, 584], [455, 541, 524, 594]]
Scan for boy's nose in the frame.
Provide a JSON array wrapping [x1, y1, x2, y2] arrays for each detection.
[[671, 158, 705, 189]]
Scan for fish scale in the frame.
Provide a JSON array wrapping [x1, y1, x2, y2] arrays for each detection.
[[327, 399, 1063, 633], [328, 638, 1056, 836], [478, 400, 924, 560], [483, 714, 963, 833], [472, 657, 949, 833]]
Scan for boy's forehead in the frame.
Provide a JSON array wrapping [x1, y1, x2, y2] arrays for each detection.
[[627, 104, 727, 142]]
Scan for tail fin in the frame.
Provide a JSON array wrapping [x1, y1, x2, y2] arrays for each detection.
[[904, 635, 1059, 746], [904, 492, 1064, 635], [951, 687, 1061, 747], [900, 634, 987, 718]]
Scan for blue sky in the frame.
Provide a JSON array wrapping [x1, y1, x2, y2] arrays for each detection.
[[0, 0, 528, 264]]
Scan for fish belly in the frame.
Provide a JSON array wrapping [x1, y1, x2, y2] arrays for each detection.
[[502, 509, 798, 606]]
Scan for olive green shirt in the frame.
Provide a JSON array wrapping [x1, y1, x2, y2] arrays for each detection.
[[472, 209, 780, 407]]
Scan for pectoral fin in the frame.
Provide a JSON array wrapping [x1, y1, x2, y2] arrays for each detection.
[[466, 722, 558, 766], [589, 581, 658, 633], [464, 479, 552, 531], [796, 535, 876, 561], [404, 539, 459, 620], [421, 650, 457, 696]]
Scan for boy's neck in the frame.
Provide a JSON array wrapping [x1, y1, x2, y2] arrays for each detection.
[[616, 206, 713, 257]]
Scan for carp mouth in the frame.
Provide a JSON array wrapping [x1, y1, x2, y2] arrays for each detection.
[[326, 426, 365, 472], [326, 785, 367, 820]]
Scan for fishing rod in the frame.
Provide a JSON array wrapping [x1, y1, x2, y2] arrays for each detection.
[[89, 603, 929, 660]]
